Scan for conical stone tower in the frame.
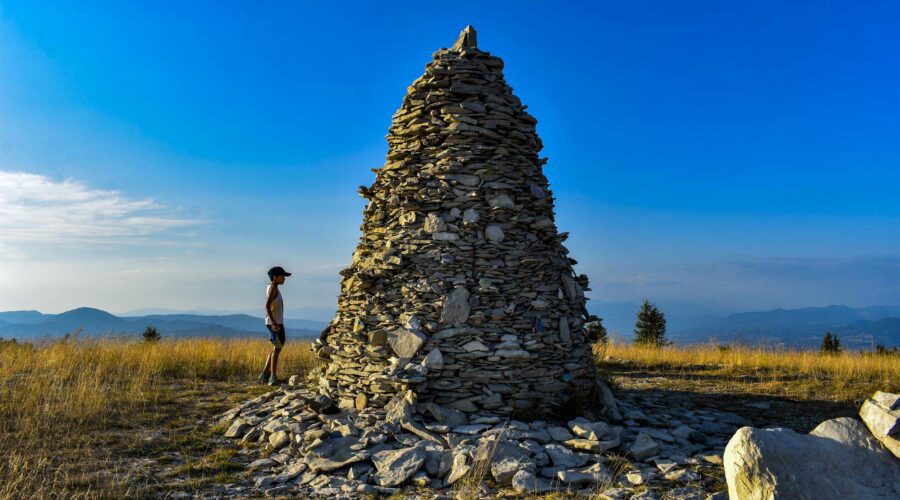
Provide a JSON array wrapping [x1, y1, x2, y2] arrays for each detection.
[[316, 26, 598, 420]]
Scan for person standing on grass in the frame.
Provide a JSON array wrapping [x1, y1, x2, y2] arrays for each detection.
[[260, 266, 291, 386]]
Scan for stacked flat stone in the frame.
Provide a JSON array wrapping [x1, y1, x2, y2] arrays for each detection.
[[315, 25, 598, 419]]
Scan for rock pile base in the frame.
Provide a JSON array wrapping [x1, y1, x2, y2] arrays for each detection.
[[218, 379, 746, 499]]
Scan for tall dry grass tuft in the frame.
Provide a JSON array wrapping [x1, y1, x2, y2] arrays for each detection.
[[601, 341, 900, 403], [0, 337, 317, 499]]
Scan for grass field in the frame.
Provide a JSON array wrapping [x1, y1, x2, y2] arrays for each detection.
[[0, 337, 318, 499], [600, 341, 899, 405], [0, 336, 896, 498]]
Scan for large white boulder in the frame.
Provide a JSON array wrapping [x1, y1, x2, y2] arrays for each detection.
[[859, 391, 900, 458], [724, 417, 899, 499]]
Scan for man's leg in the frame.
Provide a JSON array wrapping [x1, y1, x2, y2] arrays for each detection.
[[271, 348, 281, 376], [258, 350, 273, 383], [268, 327, 285, 385], [261, 325, 279, 380], [263, 351, 273, 373]]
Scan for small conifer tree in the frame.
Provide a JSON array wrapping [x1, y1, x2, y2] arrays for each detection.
[[142, 325, 161, 343], [875, 344, 899, 356], [820, 332, 841, 354], [821, 332, 832, 352], [634, 299, 669, 347], [586, 319, 608, 345]]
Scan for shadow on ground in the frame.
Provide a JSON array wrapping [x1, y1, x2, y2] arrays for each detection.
[[605, 365, 858, 433]]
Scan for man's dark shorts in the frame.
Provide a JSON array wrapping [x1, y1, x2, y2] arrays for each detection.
[[268, 324, 285, 349]]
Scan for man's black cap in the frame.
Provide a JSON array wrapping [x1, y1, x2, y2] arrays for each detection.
[[268, 266, 292, 280]]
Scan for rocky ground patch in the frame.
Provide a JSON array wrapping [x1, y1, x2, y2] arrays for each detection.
[[24, 357, 876, 499], [191, 360, 867, 499], [215, 381, 726, 499]]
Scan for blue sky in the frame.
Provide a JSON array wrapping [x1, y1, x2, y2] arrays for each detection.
[[1, 1, 897, 320]]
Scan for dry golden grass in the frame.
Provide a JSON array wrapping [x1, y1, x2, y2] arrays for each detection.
[[0, 336, 318, 499], [600, 341, 900, 404], [2, 335, 896, 498]]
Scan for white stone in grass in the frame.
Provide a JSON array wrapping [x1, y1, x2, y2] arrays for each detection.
[[724, 418, 900, 499]]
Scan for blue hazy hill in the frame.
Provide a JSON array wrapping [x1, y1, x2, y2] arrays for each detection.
[[0, 310, 52, 325], [669, 305, 900, 349], [0, 307, 326, 340]]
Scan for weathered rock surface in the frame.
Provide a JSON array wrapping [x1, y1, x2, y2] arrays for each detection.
[[267, 430, 290, 449], [511, 469, 552, 493], [224, 419, 249, 438], [446, 452, 471, 484], [724, 418, 900, 499], [372, 444, 427, 486], [557, 463, 612, 485], [859, 391, 900, 458], [387, 327, 426, 358], [629, 433, 660, 460]]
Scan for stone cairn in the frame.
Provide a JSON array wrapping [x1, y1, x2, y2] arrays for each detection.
[[219, 27, 660, 497], [314, 24, 599, 420]]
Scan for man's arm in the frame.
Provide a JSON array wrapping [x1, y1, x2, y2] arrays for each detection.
[[265, 286, 279, 329]]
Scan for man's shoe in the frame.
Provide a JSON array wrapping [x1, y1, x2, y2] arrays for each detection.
[[257, 372, 270, 384], [268, 375, 280, 386]]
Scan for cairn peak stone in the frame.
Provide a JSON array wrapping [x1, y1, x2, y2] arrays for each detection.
[[451, 25, 478, 51], [317, 26, 599, 419]]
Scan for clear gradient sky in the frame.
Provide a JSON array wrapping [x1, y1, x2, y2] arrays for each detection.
[[1, 1, 898, 319]]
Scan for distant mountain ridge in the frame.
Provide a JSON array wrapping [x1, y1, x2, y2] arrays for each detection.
[[0, 310, 49, 325], [3, 304, 898, 349], [0, 307, 327, 340], [670, 305, 900, 349], [720, 305, 900, 326]]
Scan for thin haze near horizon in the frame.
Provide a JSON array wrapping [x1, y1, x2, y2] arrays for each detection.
[[1, 1, 898, 319]]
